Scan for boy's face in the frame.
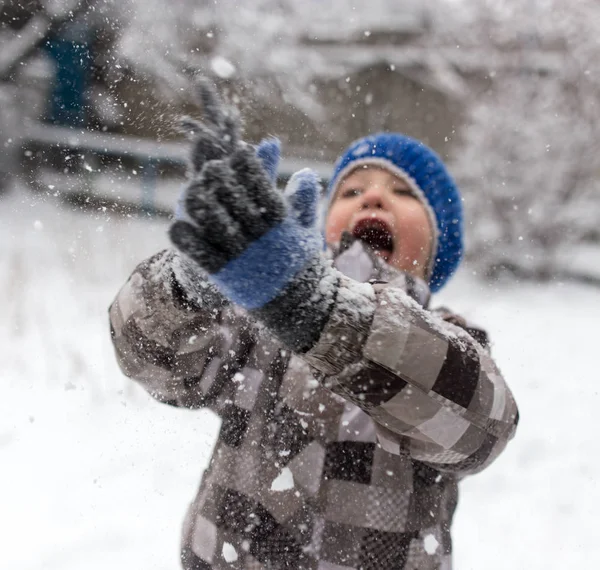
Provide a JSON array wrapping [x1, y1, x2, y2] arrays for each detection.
[[325, 166, 434, 279]]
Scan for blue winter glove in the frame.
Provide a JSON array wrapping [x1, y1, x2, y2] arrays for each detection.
[[170, 82, 339, 351]]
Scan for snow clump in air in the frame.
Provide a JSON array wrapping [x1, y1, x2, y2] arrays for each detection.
[[211, 56, 236, 79]]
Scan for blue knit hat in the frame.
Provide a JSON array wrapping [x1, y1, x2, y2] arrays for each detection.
[[327, 133, 463, 292]]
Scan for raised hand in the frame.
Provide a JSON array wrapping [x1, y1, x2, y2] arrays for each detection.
[[170, 81, 329, 331], [177, 79, 242, 174]]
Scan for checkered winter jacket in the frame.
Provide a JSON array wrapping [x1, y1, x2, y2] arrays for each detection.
[[109, 241, 518, 570]]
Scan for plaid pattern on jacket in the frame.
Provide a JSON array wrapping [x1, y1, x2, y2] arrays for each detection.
[[109, 244, 518, 570]]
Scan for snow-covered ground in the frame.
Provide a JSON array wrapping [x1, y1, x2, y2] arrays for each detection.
[[1, 186, 598, 570]]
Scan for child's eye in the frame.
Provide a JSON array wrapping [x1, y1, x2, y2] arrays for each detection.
[[340, 187, 362, 198], [393, 188, 415, 197]]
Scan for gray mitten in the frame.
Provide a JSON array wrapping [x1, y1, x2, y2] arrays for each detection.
[[171, 80, 245, 308], [170, 83, 340, 352]]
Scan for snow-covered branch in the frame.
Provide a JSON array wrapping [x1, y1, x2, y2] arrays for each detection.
[[450, 0, 600, 279]]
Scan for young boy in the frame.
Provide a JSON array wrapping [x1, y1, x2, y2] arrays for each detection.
[[109, 84, 518, 570]]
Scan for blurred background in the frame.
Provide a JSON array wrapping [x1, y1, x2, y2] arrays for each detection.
[[1, 1, 599, 569]]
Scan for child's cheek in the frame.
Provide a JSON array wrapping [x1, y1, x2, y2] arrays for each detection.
[[324, 206, 349, 244]]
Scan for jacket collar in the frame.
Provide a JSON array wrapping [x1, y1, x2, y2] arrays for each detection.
[[331, 232, 431, 308]]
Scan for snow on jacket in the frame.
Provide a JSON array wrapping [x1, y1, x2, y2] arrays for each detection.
[[108, 241, 518, 570]]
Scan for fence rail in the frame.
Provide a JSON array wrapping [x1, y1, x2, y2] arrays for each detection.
[[22, 122, 332, 214]]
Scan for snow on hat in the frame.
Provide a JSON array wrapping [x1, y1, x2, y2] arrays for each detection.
[[326, 133, 463, 292]]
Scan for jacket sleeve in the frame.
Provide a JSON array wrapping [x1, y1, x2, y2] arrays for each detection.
[[108, 249, 255, 414], [302, 277, 519, 476]]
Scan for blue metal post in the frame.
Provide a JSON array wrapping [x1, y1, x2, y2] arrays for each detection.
[[141, 158, 158, 215]]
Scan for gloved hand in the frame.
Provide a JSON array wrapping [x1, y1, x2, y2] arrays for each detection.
[[171, 80, 241, 308], [170, 82, 339, 351]]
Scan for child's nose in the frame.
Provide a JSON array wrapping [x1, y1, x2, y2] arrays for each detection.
[[360, 186, 385, 210]]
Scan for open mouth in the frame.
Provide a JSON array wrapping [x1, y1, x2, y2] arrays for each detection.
[[351, 218, 395, 261]]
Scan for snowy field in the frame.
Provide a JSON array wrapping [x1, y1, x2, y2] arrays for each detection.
[[1, 186, 598, 570]]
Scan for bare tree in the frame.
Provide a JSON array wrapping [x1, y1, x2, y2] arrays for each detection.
[[114, 0, 434, 116], [450, 0, 600, 282]]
